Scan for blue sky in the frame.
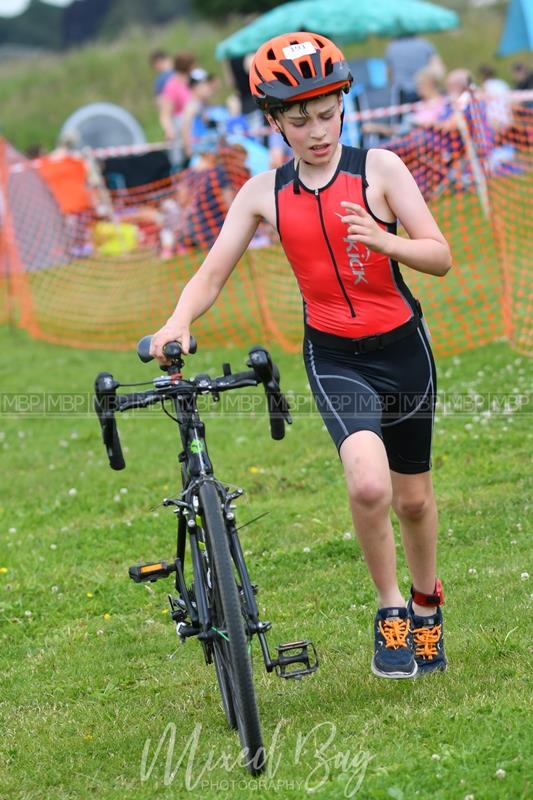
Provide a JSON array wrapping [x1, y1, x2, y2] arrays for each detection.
[[0, 0, 76, 18]]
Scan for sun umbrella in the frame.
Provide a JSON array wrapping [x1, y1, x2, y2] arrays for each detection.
[[498, 0, 533, 56], [216, 0, 459, 59]]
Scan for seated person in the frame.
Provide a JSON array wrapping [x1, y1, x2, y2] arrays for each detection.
[[478, 65, 512, 132], [37, 131, 113, 256], [361, 67, 447, 141], [178, 144, 250, 251], [181, 69, 220, 166]]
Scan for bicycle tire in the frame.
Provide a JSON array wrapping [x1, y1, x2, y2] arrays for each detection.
[[199, 481, 265, 775], [197, 533, 237, 731]]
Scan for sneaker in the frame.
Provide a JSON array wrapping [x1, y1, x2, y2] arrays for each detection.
[[407, 599, 447, 674], [371, 607, 417, 679]]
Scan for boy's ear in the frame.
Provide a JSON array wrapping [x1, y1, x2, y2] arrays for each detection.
[[265, 112, 281, 133]]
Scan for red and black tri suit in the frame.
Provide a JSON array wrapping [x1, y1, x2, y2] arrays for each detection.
[[274, 145, 436, 473]]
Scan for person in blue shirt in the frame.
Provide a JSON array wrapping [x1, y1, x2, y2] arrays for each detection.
[[149, 50, 175, 98]]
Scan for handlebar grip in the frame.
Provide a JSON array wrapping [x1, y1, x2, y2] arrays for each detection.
[[106, 423, 126, 470], [94, 372, 125, 471], [137, 335, 197, 363], [266, 389, 292, 440]]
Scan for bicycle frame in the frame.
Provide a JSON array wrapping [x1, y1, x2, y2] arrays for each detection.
[[96, 339, 318, 678], [164, 386, 314, 678]]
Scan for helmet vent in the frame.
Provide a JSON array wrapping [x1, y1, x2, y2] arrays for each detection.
[[324, 57, 333, 76], [300, 60, 313, 79], [272, 70, 292, 86], [267, 48, 276, 60]]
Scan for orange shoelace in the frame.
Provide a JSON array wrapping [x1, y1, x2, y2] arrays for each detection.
[[412, 624, 442, 659], [378, 617, 410, 649]]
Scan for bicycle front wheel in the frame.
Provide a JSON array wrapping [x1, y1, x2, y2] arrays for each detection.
[[199, 481, 265, 775]]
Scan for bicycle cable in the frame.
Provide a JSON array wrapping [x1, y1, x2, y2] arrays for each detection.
[[236, 511, 270, 532], [162, 399, 179, 423], [117, 380, 157, 388]]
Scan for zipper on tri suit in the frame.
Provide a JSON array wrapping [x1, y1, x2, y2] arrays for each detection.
[[315, 189, 356, 318]]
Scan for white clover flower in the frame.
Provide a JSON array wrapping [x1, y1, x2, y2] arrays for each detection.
[[59, 440, 69, 448], [520, 572, 529, 581], [50, 544, 57, 550], [114, 494, 121, 502], [303, 546, 311, 553], [431, 753, 440, 761], [51, 586, 59, 593], [120, 487, 128, 494], [468, 568, 477, 575], [495, 769, 506, 779], [8, 527, 16, 534], [24, 610, 32, 617], [68, 488, 77, 497], [343, 531, 352, 540]]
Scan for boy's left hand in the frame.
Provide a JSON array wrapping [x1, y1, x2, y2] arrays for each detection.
[[339, 201, 390, 254]]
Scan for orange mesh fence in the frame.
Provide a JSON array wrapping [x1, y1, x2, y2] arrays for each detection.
[[1, 95, 531, 356]]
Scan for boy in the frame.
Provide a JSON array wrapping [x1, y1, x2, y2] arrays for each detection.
[[150, 32, 451, 679]]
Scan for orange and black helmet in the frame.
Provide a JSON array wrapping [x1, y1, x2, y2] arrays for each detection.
[[249, 32, 353, 112]]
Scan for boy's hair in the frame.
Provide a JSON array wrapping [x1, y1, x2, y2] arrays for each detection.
[[269, 89, 343, 121]]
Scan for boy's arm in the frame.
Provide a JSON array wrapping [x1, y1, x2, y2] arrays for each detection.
[[341, 149, 452, 277], [159, 94, 176, 141], [150, 174, 269, 361]]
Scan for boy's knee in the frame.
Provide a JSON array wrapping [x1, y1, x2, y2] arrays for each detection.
[[393, 493, 431, 521], [347, 478, 392, 510]]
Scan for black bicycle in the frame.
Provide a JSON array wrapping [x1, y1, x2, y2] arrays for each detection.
[[94, 337, 318, 775]]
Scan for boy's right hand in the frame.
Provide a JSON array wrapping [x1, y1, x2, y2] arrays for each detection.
[[149, 321, 191, 365]]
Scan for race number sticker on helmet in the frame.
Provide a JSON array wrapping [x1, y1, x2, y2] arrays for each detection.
[[282, 42, 316, 60]]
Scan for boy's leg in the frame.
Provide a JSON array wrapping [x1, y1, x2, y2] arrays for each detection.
[[391, 470, 447, 673], [390, 470, 438, 614], [340, 431, 417, 678], [340, 431, 400, 607]]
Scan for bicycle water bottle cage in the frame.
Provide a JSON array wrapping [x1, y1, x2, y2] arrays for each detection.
[[275, 640, 319, 679]]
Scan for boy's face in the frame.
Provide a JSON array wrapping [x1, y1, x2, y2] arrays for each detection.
[[268, 93, 343, 165]]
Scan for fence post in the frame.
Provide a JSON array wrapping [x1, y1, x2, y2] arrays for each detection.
[[0, 138, 36, 333]]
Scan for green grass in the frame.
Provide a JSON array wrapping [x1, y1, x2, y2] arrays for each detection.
[[0, 324, 531, 799], [0, 4, 519, 153]]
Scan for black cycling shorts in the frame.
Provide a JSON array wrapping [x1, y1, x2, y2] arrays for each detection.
[[303, 322, 436, 474]]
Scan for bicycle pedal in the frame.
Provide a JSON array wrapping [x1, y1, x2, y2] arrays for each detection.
[[128, 561, 176, 583], [275, 639, 319, 679]]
